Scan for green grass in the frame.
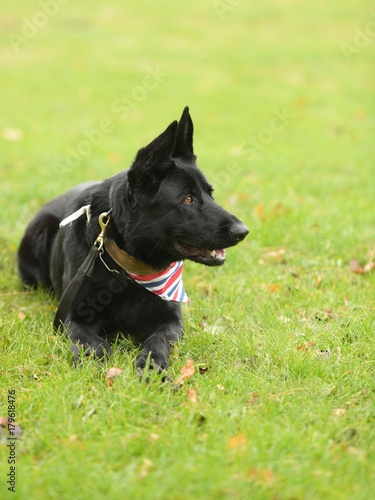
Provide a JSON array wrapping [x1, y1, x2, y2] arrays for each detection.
[[1, 0, 374, 498]]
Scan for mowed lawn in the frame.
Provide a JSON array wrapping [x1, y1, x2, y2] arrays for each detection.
[[0, 1, 374, 499]]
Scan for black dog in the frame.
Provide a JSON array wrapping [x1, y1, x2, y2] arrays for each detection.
[[18, 107, 248, 373]]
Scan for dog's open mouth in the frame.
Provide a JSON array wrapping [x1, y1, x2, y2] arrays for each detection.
[[175, 242, 226, 265]]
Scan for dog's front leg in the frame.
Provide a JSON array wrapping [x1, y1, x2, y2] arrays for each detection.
[[66, 317, 112, 360], [136, 324, 183, 373]]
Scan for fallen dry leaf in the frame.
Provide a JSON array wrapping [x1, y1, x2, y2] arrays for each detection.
[[264, 248, 286, 259], [364, 261, 375, 273], [350, 259, 363, 273], [332, 408, 346, 418], [246, 392, 259, 407], [350, 259, 375, 274], [106, 367, 123, 386], [176, 359, 195, 385], [186, 388, 197, 403], [315, 309, 335, 322], [229, 433, 247, 450], [18, 311, 26, 322], [269, 284, 282, 293], [262, 248, 287, 265], [106, 367, 123, 378], [248, 468, 275, 484], [296, 341, 317, 352], [148, 433, 160, 443], [254, 203, 265, 218], [66, 434, 80, 445], [139, 458, 153, 478]]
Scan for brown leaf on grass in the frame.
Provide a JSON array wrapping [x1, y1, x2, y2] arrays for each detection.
[[139, 458, 153, 478], [262, 248, 287, 265], [332, 408, 346, 418], [229, 433, 247, 450], [324, 309, 335, 320], [18, 311, 26, 322], [269, 284, 282, 293], [186, 388, 197, 403], [264, 248, 286, 259], [350, 259, 363, 274], [350, 259, 375, 274], [315, 309, 335, 322], [364, 261, 375, 273], [176, 359, 195, 385], [107, 367, 123, 378], [248, 468, 275, 484], [106, 367, 123, 386], [148, 433, 160, 443], [296, 341, 316, 352], [254, 203, 265, 218], [68, 434, 79, 443], [246, 392, 259, 407]]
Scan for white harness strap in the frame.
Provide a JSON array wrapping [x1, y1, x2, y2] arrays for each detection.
[[59, 204, 92, 227]]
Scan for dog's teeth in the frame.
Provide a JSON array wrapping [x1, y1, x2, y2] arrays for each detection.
[[211, 250, 216, 257]]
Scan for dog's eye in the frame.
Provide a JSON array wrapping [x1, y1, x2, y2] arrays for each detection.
[[184, 196, 193, 204]]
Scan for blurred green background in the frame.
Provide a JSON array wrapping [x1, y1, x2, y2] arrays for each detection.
[[1, 0, 373, 216]]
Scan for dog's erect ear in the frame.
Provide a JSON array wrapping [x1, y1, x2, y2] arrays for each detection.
[[128, 120, 178, 199], [135, 120, 178, 164], [172, 106, 194, 158]]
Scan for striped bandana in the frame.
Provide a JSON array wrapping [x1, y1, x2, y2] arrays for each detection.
[[126, 261, 190, 303]]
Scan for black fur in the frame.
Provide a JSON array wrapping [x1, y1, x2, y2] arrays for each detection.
[[18, 107, 248, 372]]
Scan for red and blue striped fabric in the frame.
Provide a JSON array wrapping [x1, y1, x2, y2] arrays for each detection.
[[126, 261, 190, 303]]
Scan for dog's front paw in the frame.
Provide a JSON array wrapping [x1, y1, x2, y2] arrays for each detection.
[[136, 350, 173, 384], [136, 349, 169, 373], [136, 334, 174, 382], [70, 339, 112, 362]]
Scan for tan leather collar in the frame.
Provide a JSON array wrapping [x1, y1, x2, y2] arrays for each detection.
[[104, 239, 158, 275]]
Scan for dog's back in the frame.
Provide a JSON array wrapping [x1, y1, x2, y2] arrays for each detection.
[[18, 182, 97, 288]]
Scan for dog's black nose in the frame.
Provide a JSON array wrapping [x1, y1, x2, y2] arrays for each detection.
[[230, 223, 249, 242]]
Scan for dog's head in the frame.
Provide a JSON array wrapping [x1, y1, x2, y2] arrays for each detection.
[[112, 107, 248, 268]]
